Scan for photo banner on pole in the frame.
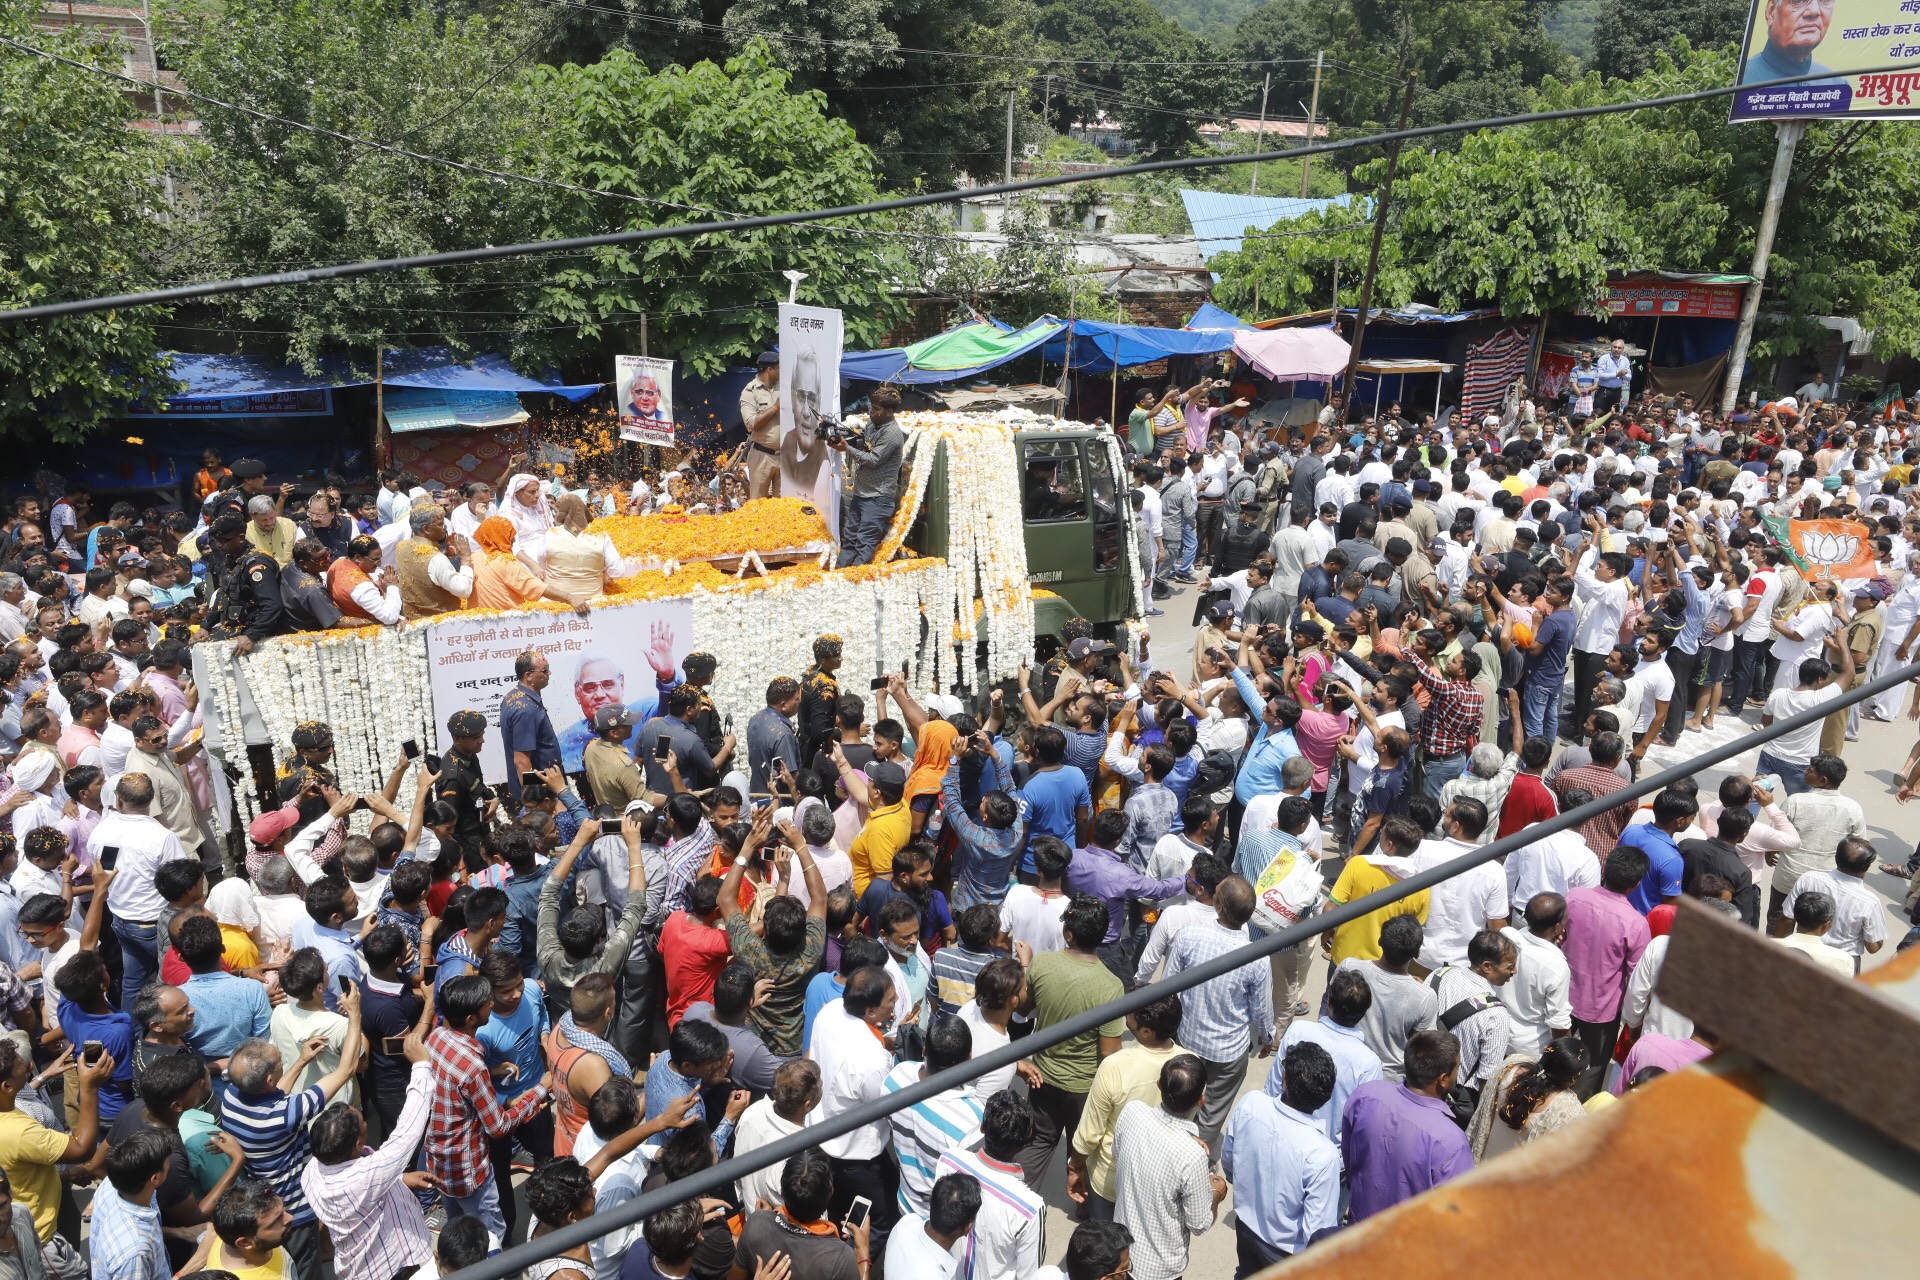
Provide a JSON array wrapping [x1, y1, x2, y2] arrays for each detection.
[[1731, 0, 1920, 122], [777, 303, 843, 534], [426, 599, 695, 781], [616, 354, 676, 446]]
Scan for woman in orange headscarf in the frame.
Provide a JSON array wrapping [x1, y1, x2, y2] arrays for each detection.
[[469, 515, 589, 614], [903, 719, 959, 836]]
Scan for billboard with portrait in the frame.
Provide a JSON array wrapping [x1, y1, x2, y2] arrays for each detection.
[[426, 599, 695, 781], [615, 354, 677, 447], [777, 303, 844, 532], [1731, 0, 1920, 121]]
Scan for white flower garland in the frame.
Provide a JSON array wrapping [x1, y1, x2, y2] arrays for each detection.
[[203, 410, 1140, 814]]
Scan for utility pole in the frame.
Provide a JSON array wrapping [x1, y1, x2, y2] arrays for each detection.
[[1340, 72, 1417, 398], [1249, 71, 1271, 196], [639, 312, 648, 358], [1299, 50, 1324, 198], [1043, 74, 1052, 134], [1721, 121, 1807, 414], [1005, 88, 1016, 222]]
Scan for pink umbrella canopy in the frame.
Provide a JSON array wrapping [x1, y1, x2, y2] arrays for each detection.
[[1233, 327, 1352, 382]]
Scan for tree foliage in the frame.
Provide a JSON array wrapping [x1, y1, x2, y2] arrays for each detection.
[[1589, 0, 1748, 80], [511, 45, 908, 376], [0, 0, 172, 441], [1232, 0, 1573, 133], [167, 0, 904, 378], [1030, 0, 1244, 156], [1214, 44, 1920, 361], [894, 197, 1080, 323], [1208, 201, 1411, 318]]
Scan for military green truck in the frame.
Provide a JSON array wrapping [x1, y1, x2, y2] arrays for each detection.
[[903, 423, 1140, 643]]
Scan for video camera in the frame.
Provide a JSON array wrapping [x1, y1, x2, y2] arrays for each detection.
[[821, 414, 867, 447]]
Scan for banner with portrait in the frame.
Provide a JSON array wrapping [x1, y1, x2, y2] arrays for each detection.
[[777, 303, 844, 532], [426, 599, 695, 782], [616, 354, 677, 447], [1732, 0, 1920, 122]]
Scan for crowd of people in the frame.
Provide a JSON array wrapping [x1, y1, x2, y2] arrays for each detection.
[[0, 364, 1912, 1280]]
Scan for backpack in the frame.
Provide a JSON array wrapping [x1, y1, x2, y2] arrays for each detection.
[[1190, 749, 1239, 800]]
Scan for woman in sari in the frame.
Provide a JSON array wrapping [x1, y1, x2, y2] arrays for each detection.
[[902, 719, 958, 836], [1468, 1036, 1591, 1162], [469, 516, 590, 615]]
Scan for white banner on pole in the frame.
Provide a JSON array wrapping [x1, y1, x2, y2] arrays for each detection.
[[426, 599, 695, 782], [776, 303, 843, 531], [616, 354, 676, 446]]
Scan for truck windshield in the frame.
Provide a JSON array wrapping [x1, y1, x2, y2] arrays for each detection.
[[1022, 440, 1086, 523]]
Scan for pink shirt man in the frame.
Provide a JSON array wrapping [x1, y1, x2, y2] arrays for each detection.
[[1562, 884, 1651, 1024]]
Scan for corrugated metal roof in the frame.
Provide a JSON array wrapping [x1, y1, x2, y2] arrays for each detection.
[[1178, 189, 1356, 261]]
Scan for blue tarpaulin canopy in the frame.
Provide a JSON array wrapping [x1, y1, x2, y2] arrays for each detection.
[[1041, 318, 1239, 376], [840, 318, 1063, 386], [135, 347, 602, 415], [1179, 190, 1356, 260], [1184, 303, 1253, 331]]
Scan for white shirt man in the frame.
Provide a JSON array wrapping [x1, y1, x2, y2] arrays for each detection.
[[1409, 833, 1506, 972], [1505, 827, 1600, 914], [1783, 869, 1889, 965], [808, 993, 895, 1161], [1572, 547, 1629, 656], [936, 1145, 1044, 1280], [1499, 922, 1572, 1058], [90, 803, 189, 926], [1770, 598, 1835, 690]]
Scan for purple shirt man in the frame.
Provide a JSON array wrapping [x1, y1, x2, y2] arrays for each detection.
[[1562, 883, 1651, 1024], [1340, 1076, 1473, 1221], [1064, 844, 1185, 945]]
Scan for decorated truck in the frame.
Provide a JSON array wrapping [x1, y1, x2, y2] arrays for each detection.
[[198, 410, 1141, 819]]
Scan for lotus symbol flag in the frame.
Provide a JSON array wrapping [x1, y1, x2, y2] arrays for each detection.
[[1799, 529, 1859, 566]]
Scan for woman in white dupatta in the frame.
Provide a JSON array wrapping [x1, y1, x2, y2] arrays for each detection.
[[502, 472, 554, 570]]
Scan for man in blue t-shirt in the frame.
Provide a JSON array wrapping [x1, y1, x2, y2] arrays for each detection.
[[1016, 726, 1091, 876], [1520, 580, 1577, 742]]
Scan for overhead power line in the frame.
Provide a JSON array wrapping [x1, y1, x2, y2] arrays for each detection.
[[0, 59, 1901, 325]]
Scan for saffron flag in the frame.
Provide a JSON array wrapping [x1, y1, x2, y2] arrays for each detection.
[[1762, 516, 1877, 582]]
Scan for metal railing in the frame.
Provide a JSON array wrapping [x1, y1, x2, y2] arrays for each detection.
[[447, 658, 1920, 1280]]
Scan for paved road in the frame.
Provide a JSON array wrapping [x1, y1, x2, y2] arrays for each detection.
[[1037, 573, 1914, 1272]]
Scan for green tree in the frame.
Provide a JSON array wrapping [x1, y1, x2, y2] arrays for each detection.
[[168, 0, 555, 371], [1031, 0, 1246, 156], [1209, 201, 1408, 317], [513, 44, 908, 375], [893, 197, 1079, 323], [0, 0, 172, 441], [1231, 0, 1573, 132], [1590, 0, 1748, 81]]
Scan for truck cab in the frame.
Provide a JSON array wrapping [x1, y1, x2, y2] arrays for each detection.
[[907, 424, 1138, 641]]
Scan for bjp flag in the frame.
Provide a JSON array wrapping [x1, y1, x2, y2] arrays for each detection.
[[1763, 516, 1878, 583]]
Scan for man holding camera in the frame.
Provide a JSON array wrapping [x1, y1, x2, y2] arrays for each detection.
[[833, 385, 907, 567]]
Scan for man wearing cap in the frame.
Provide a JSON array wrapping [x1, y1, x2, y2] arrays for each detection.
[[1822, 580, 1886, 755], [798, 636, 843, 762], [501, 651, 562, 805], [439, 710, 495, 848], [584, 704, 649, 811], [742, 352, 782, 501], [206, 512, 287, 654]]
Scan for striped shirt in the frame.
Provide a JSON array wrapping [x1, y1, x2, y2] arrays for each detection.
[[882, 1062, 984, 1217], [1162, 919, 1274, 1063], [88, 1187, 169, 1279], [935, 1148, 1044, 1280], [930, 945, 998, 1019], [221, 1083, 328, 1224], [302, 1061, 436, 1280]]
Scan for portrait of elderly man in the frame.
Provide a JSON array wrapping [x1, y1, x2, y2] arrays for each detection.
[[1739, 0, 1837, 85], [626, 373, 669, 423], [553, 622, 682, 773]]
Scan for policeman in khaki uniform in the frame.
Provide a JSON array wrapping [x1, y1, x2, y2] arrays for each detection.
[[740, 350, 782, 500], [205, 511, 286, 654]]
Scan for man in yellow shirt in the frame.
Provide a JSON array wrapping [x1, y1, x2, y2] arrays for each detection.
[[1066, 993, 1189, 1218], [847, 761, 910, 895], [210, 1181, 298, 1280], [244, 496, 299, 567], [1324, 816, 1429, 966], [0, 1038, 114, 1246]]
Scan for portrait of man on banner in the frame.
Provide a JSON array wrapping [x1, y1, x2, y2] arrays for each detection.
[[778, 303, 844, 531], [616, 354, 677, 447]]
